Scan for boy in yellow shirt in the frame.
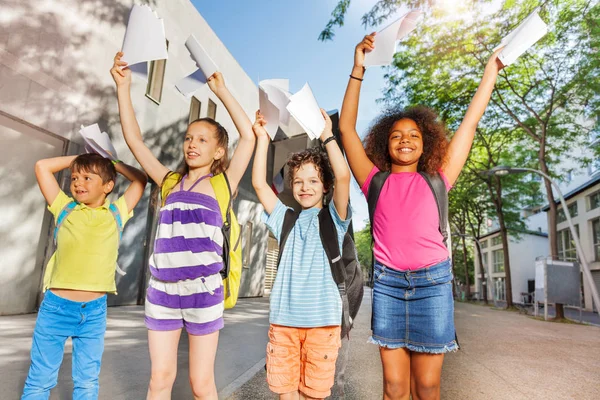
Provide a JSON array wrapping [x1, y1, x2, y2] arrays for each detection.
[[22, 153, 146, 400]]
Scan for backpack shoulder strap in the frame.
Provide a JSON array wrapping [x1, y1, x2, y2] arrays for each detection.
[[277, 208, 299, 268], [210, 173, 233, 228], [418, 172, 449, 248], [318, 208, 345, 286], [54, 201, 78, 245], [366, 171, 390, 239], [108, 203, 124, 240], [160, 171, 182, 207]]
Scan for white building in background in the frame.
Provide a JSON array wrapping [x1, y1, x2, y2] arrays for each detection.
[[474, 229, 548, 305], [0, 0, 273, 315]]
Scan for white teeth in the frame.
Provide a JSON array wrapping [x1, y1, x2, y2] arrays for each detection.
[[400, 148, 413, 153]]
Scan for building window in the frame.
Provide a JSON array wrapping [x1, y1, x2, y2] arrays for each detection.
[[189, 97, 202, 124], [492, 249, 504, 273], [480, 239, 488, 249], [588, 191, 600, 211], [494, 277, 506, 301], [557, 225, 579, 261], [557, 202, 578, 224], [207, 99, 217, 119], [146, 40, 169, 104], [593, 219, 600, 261], [491, 236, 502, 246]]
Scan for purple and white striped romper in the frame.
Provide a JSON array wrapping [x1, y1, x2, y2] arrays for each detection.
[[144, 174, 225, 335]]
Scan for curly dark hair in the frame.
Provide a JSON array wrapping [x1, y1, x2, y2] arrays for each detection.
[[286, 147, 334, 193], [363, 106, 449, 174]]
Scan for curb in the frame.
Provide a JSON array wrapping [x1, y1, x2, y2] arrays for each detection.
[[218, 357, 267, 399]]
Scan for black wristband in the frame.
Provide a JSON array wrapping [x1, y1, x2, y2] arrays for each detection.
[[322, 136, 337, 146], [349, 74, 364, 82]]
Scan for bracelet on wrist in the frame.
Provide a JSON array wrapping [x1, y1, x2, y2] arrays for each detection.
[[322, 136, 337, 146], [111, 159, 122, 165], [349, 74, 363, 82]]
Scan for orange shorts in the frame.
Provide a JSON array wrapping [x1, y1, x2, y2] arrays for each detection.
[[266, 324, 341, 398]]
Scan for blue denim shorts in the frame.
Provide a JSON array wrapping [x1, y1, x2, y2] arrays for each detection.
[[369, 258, 459, 353]]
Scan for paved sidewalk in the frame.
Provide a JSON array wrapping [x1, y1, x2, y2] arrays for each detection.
[[0, 296, 270, 399], [229, 290, 600, 400]]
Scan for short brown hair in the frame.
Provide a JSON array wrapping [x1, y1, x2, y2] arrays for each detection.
[[70, 153, 117, 184], [286, 147, 334, 192]]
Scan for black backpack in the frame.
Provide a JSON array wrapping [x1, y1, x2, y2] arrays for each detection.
[[277, 207, 364, 338], [366, 171, 449, 285]]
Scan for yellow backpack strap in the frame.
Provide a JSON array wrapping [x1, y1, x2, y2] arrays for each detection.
[[210, 173, 232, 223], [160, 171, 181, 207]]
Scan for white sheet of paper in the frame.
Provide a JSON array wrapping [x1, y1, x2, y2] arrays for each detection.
[[286, 83, 324, 140], [175, 69, 207, 98], [364, 10, 422, 67], [175, 35, 219, 97], [259, 79, 296, 139], [80, 124, 118, 161], [121, 5, 168, 67], [493, 8, 548, 66]]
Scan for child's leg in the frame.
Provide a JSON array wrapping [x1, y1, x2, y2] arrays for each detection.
[[380, 347, 411, 400], [22, 295, 73, 399], [266, 325, 302, 399], [298, 326, 341, 400], [147, 329, 182, 400], [70, 296, 107, 400], [409, 353, 444, 400], [188, 331, 219, 400]]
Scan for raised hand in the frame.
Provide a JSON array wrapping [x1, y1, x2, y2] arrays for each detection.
[[354, 32, 376, 69], [252, 110, 270, 139], [207, 71, 226, 96], [110, 52, 131, 87], [486, 47, 506, 75], [319, 109, 333, 142]]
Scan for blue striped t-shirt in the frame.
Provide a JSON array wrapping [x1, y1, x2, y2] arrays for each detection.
[[263, 200, 352, 327]]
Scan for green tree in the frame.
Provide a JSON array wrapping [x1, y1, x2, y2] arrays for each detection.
[[354, 223, 373, 281]]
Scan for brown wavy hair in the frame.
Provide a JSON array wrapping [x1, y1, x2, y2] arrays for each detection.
[[175, 118, 230, 179], [364, 106, 449, 174], [286, 147, 334, 193], [70, 153, 117, 184]]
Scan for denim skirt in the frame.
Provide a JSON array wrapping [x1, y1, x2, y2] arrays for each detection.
[[369, 258, 459, 353]]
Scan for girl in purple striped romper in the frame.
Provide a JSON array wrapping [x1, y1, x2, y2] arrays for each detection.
[[111, 53, 255, 400]]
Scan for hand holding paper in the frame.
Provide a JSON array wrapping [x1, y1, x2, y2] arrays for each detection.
[[79, 124, 118, 161], [175, 35, 219, 97], [364, 10, 422, 67], [493, 8, 548, 66], [121, 5, 168, 67]]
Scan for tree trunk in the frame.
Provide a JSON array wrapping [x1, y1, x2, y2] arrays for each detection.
[[487, 177, 514, 308], [476, 242, 489, 305], [540, 156, 565, 320], [461, 235, 471, 300]]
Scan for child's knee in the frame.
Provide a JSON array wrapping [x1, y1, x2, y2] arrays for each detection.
[[413, 378, 440, 399], [149, 369, 176, 392], [189, 375, 215, 398], [383, 378, 410, 398]]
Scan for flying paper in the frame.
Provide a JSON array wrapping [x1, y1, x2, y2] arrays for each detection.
[[364, 10, 423, 67]]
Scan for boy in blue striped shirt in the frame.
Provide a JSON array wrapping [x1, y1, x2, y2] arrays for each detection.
[[252, 109, 351, 400]]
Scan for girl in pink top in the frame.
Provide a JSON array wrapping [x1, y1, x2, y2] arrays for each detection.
[[339, 33, 504, 400]]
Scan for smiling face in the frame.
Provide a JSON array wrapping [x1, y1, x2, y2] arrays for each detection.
[[70, 169, 114, 207], [388, 118, 423, 171], [183, 120, 225, 171], [291, 162, 326, 210]]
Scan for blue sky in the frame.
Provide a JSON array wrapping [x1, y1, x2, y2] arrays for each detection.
[[191, 0, 407, 230]]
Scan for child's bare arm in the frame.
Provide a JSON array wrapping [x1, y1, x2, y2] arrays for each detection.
[[444, 48, 504, 185], [339, 33, 376, 187], [320, 110, 350, 220], [111, 52, 170, 186], [35, 155, 77, 205], [114, 162, 147, 213], [251, 111, 278, 215], [208, 72, 256, 195]]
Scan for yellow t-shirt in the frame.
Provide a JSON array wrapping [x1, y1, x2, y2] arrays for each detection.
[[43, 191, 133, 294]]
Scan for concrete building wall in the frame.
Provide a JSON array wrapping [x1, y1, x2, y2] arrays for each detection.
[[0, 0, 267, 314], [474, 232, 549, 305], [553, 183, 600, 311]]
